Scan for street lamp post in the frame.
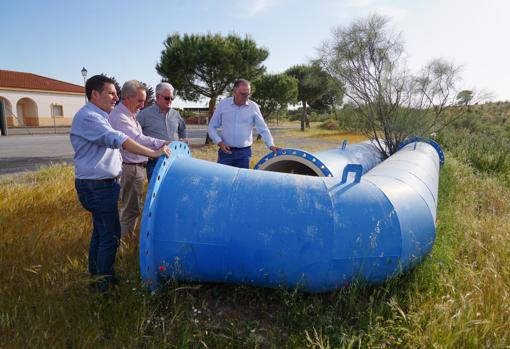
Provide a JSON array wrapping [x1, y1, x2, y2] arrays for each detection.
[[81, 67, 88, 103]]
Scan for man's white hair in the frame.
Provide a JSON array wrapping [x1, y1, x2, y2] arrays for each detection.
[[156, 82, 175, 95], [121, 80, 145, 100]]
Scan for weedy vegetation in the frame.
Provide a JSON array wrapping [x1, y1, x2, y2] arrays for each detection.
[[1, 120, 509, 348]]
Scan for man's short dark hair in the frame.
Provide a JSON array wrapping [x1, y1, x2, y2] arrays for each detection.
[[85, 75, 115, 100], [233, 79, 250, 89]]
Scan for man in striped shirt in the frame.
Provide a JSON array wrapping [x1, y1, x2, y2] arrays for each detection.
[[109, 80, 169, 238], [137, 82, 187, 180]]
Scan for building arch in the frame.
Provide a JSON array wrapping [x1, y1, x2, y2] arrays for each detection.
[[0, 96, 17, 127], [16, 97, 39, 126]]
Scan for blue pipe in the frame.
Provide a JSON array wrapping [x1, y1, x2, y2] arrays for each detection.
[[254, 140, 382, 177], [140, 139, 444, 292]]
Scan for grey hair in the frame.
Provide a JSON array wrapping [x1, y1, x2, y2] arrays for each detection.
[[121, 80, 146, 100], [233, 79, 250, 89], [156, 82, 175, 95]]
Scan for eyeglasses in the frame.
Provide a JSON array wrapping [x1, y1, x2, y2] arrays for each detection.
[[158, 94, 174, 101], [239, 92, 251, 97]]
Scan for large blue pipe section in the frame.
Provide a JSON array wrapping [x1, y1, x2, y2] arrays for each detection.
[[253, 140, 382, 177], [140, 138, 444, 292]]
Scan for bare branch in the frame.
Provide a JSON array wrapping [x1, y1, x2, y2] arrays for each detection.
[[318, 14, 470, 155]]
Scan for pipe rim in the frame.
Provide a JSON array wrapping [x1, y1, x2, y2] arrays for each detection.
[[398, 137, 445, 167], [139, 141, 192, 288], [254, 148, 333, 177]]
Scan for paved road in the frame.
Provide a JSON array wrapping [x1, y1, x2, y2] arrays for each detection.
[[0, 134, 75, 177], [0, 126, 296, 178]]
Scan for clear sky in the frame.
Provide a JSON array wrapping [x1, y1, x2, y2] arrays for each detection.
[[1, 0, 508, 107]]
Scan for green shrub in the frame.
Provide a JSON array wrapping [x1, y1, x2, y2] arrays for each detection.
[[286, 113, 301, 122], [437, 129, 510, 175], [319, 118, 339, 130]]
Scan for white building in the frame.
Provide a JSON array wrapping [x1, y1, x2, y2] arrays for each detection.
[[0, 69, 85, 127]]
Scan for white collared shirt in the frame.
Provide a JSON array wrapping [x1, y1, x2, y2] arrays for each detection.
[[207, 97, 274, 148]]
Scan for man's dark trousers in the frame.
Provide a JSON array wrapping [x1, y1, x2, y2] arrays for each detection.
[[75, 178, 121, 288], [146, 157, 158, 182], [217, 146, 251, 169]]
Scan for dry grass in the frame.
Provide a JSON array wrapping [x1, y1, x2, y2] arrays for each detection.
[[416, 158, 510, 347], [276, 125, 367, 144]]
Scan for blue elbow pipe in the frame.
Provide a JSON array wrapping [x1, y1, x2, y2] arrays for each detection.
[[253, 140, 382, 177], [140, 138, 444, 292]]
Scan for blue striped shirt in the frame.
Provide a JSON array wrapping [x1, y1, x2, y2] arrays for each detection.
[[70, 102, 128, 179], [137, 105, 187, 141], [207, 97, 274, 148]]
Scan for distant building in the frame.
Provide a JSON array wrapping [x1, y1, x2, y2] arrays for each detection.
[[182, 107, 209, 125], [0, 69, 84, 127]]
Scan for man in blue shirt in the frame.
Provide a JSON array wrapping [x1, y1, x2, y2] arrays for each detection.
[[208, 79, 279, 169], [70, 75, 170, 292]]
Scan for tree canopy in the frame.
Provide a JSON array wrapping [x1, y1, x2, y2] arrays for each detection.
[[157, 33, 269, 117], [309, 76, 344, 114], [319, 14, 478, 157], [251, 73, 298, 119], [285, 64, 330, 131], [456, 90, 474, 106]]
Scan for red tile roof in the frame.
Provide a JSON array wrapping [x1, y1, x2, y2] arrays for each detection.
[[0, 69, 84, 94]]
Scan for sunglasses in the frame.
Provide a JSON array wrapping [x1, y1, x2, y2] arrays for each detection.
[[158, 94, 174, 101], [239, 92, 251, 97]]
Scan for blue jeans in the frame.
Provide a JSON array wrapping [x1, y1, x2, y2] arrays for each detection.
[[75, 178, 121, 281], [146, 158, 158, 182], [218, 146, 252, 169]]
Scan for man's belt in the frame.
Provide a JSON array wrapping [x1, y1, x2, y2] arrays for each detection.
[[76, 176, 120, 183], [122, 162, 147, 167], [229, 146, 251, 150]]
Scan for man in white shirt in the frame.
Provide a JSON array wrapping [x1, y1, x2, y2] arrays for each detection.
[[208, 79, 279, 168]]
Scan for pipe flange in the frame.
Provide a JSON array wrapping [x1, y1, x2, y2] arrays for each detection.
[[140, 141, 192, 290], [398, 137, 445, 167], [254, 148, 333, 177]]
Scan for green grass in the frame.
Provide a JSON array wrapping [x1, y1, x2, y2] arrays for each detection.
[[435, 117, 510, 187], [1, 129, 509, 348]]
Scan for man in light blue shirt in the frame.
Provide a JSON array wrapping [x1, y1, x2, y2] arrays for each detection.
[[208, 79, 279, 168], [71, 74, 170, 292]]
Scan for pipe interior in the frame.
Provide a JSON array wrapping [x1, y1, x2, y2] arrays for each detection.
[[262, 160, 321, 176]]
